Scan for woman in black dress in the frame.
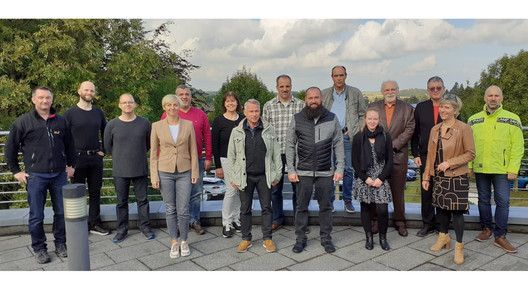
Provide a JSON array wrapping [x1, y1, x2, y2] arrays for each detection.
[[352, 108, 393, 251]]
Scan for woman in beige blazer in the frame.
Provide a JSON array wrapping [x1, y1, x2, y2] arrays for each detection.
[[150, 94, 199, 259]]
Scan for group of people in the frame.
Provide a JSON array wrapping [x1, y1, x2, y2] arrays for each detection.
[[5, 68, 524, 266]]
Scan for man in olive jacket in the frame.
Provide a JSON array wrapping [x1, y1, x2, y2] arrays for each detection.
[[227, 99, 282, 254]]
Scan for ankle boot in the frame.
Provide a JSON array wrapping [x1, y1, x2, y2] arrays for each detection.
[[430, 232, 451, 251], [379, 233, 390, 251], [365, 232, 374, 250], [454, 242, 464, 264]]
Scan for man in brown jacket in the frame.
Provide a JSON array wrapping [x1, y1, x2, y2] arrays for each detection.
[[368, 80, 415, 236]]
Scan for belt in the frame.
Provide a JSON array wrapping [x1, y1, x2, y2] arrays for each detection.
[[77, 150, 99, 156]]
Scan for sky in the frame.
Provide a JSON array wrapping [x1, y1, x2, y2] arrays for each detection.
[[5, 0, 528, 95]]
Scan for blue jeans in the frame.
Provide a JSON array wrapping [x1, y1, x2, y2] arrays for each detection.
[[26, 172, 67, 252], [114, 176, 151, 235], [271, 154, 296, 224], [159, 170, 192, 241], [189, 158, 204, 224], [475, 173, 510, 238], [332, 133, 353, 202]]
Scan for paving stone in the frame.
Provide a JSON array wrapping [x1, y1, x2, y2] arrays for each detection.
[[0, 235, 32, 251], [408, 235, 452, 256], [277, 238, 329, 263], [155, 259, 206, 271], [288, 253, 354, 271], [430, 248, 495, 271], [479, 254, 528, 271], [372, 246, 435, 271], [410, 263, 453, 271], [191, 248, 256, 270], [344, 260, 397, 271], [464, 239, 510, 257], [88, 237, 121, 255], [190, 234, 241, 255], [331, 227, 367, 248], [0, 246, 32, 264], [138, 248, 204, 270], [0, 251, 60, 271], [513, 242, 528, 260], [95, 259, 150, 271], [105, 240, 168, 263], [230, 252, 296, 271], [89, 253, 116, 270], [333, 241, 384, 264]]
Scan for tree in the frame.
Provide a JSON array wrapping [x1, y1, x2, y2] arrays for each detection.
[[209, 66, 275, 122], [0, 19, 198, 128]]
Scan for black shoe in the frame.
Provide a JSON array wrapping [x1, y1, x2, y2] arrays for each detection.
[[222, 224, 234, 238], [292, 241, 306, 253], [90, 225, 110, 236], [416, 226, 435, 237], [55, 244, 67, 258], [321, 240, 336, 253], [365, 232, 374, 250], [113, 232, 127, 243], [35, 250, 50, 264], [232, 221, 242, 233], [380, 234, 390, 251], [142, 229, 155, 240]]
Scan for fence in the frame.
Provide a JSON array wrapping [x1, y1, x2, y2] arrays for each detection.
[[1, 129, 528, 209]]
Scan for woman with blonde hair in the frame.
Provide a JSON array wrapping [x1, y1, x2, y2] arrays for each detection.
[[150, 94, 199, 259], [351, 108, 393, 251], [422, 94, 475, 264]]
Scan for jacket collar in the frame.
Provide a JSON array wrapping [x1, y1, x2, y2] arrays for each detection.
[[483, 103, 503, 116]]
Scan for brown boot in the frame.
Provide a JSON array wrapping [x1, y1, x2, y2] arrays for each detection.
[[454, 242, 464, 264], [430, 232, 451, 251], [475, 227, 493, 242]]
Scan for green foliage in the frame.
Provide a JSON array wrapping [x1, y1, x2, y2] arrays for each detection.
[[209, 66, 275, 122], [0, 19, 198, 129]]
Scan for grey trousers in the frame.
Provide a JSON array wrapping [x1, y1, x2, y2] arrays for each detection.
[[295, 175, 334, 243], [159, 170, 191, 241]]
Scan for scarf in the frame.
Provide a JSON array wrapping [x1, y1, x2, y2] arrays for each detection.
[[359, 125, 387, 173]]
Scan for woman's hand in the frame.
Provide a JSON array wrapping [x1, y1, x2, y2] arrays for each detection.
[[191, 178, 198, 184], [372, 178, 383, 188], [422, 180, 429, 191], [152, 181, 159, 189], [437, 161, 450, 173], [365, 177, 374, 186]]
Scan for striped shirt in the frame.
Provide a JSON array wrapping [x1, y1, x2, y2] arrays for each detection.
[[262, 96, 305, 154]]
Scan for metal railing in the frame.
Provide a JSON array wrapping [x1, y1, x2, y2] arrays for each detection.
[[1, 130, 528, 208]]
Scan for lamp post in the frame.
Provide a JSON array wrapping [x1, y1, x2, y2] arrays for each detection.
[[63, 183, 90, 271]]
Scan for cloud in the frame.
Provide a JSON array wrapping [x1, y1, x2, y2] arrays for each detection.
[[407, 55, 437, 73]]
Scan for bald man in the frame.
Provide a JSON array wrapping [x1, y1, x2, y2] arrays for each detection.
[[64, 81, 110, 236]]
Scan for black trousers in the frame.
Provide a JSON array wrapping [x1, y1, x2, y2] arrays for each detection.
[[73, 154, 104, 228], [419, 154, 437, 229], [239, 174, 272, 242]]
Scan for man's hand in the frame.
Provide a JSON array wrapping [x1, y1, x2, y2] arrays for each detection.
[[333, 173, 343, 182], [272, 179, 280, 187], [65, 166, 75, 179], [14, 171, 29, 184], [468, 169, 474, 178], [204, 160, 212, 171], [507, 172, 518, 180], [215, 168, 224, 179], [288, 173, 299, 183], [413, 157, 422, 167], [97, 151, 104, 157]]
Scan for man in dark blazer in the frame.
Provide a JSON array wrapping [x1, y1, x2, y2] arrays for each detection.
[[411, 76, 449, 237], [368, 80, 415, 237]]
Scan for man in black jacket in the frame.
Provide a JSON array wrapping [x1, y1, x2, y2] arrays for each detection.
[[411, 76, 446, 237], [5, 86, 76, 264]]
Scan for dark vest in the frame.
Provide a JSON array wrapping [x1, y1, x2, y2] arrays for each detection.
[[294, 109, 334, 172]]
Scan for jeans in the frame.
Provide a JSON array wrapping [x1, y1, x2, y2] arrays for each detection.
[[114, 176, 151, 235], [73, 154, 104, 228], [271, 154, 297, 225], [295, 175, 333, 243], [159, 170, 192, 241], [239, 174, 272, 241], [189, 158, 204, 224], [475, 173, 511, 238], [220, 158, 240, 226], [26, 172, 67, 252], [332, 133, 353, 202]]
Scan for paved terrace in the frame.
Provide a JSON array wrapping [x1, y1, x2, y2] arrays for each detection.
[[1, 200, 528, 271]]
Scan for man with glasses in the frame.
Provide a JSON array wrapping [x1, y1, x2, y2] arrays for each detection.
[[411, 76, 453, 237], [104, 94, 154, 243]]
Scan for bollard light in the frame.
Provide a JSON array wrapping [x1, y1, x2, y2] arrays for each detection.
[[62, 183, 90, 271], [63, 184, 87, 220]]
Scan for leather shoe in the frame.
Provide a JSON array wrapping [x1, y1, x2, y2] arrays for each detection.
[[365, 232, 374, 250], [475, 227, 493, 242], [396, 225, 408, 237], [292, 241, 306, 253], [416, 226, 435, 237], [494, 235, 517, 253], [272, 223, 282, 232], [321, 241, 336, 253]]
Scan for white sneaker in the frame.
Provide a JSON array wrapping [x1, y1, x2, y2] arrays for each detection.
[[180, 241, 191, 257], [170, 242, 180, 258]]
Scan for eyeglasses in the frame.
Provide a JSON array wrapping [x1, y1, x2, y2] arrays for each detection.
[[428, 86, 444, 92], [119, 101, 135, 105]]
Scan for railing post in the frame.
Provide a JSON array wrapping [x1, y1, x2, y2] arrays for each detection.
[[62, 183, 90, 271]]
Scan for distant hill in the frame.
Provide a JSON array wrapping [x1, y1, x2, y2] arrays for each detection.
[[364, 88, 428, 103]]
